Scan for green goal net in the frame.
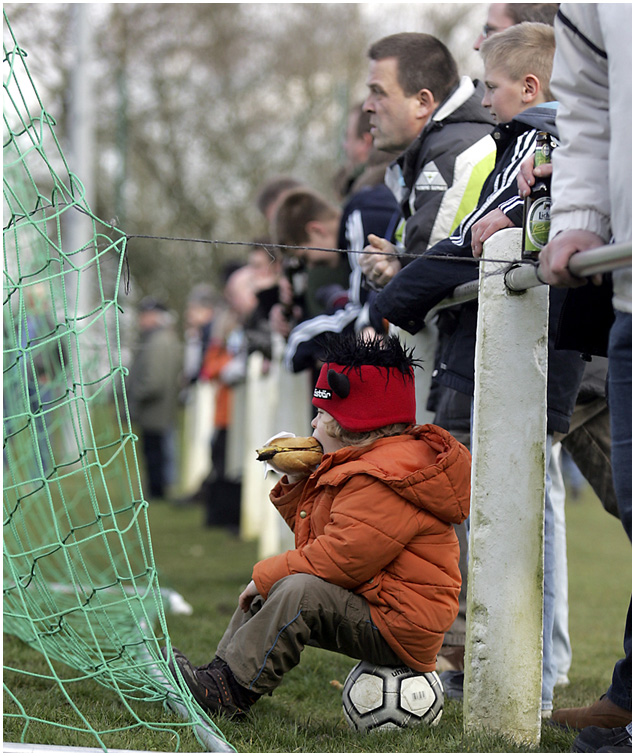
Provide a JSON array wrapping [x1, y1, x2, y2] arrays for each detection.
[[3, 12, 233, 753]]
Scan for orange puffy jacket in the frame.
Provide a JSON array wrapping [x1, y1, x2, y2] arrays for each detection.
[[252, 424, 471, 672]]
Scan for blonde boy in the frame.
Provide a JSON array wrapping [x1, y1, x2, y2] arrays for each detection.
[[471, 22, 555, 255], [481, 21, 555, 123]]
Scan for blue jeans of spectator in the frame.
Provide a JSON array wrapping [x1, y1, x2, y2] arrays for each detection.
[[142, 430, 169, 499], [606, 311, 632, 711]]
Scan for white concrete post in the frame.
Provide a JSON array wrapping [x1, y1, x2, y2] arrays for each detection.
[[463, 229, 548, 746], [399, 325, 438, 425], [257, 334, 308, 558], [180, 381, 215, 495], [67, 4, 95, 323], [240, 351, 271, 541]]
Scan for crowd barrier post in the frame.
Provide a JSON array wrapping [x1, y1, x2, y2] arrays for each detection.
[[180, 381, 215, 495], [255, 335, 311, 559], [240, 351, 273, 541], [463, 228, 547, 746]]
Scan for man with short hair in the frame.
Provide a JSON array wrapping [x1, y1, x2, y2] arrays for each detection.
[[361, 32, 496, 283], [364, 34, 458, 154], [359, 33, 497, 417]]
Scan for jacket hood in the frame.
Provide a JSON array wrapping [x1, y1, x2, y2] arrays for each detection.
[[511, 103, 559, 138], [313, 424, 470, 526], [490, 104, 559, 160], [431, 77, 496, 128]]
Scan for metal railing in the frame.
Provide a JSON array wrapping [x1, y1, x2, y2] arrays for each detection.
[[427, 241, 632, 320]]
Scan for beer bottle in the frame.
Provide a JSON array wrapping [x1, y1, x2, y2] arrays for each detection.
[[522, 131, 552, 260]]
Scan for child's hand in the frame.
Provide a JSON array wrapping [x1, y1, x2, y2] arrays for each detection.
[[284, 472, 309, 484], [239, 580, 259, 612], [518, 153, 553, 198], [471, 208, 514, 258]]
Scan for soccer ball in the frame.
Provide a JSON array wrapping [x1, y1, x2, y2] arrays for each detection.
[[342, 661, 444, 732]]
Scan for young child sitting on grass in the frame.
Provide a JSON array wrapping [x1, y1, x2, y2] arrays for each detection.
[[163, 333, 471, 719]]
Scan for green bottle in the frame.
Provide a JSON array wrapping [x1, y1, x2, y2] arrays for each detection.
[[522, 132, 552, 260]]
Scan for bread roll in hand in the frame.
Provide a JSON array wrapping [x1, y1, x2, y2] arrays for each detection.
[[256, 436, 323, 476]]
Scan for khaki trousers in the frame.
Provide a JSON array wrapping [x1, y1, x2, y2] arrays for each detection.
[[215, 573, 402, 694], [558, 400, 618, 519]]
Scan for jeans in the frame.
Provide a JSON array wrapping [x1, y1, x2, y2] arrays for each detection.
[[606, 311, 632, 711]]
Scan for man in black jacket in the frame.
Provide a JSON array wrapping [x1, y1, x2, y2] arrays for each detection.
[[360, 32, 496, 287], [282, 34, 496, 383]]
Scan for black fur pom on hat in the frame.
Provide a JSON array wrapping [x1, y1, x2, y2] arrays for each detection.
[[312, 332, 421, 432], [316, 331, 421, 375]]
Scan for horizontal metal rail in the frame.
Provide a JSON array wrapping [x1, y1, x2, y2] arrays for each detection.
[[427, 241, 631, 320], [505, 241, 631, 292]]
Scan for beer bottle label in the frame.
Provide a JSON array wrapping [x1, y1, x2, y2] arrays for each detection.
[[535, 140, 551, 167], [524, 197, 552, 252]]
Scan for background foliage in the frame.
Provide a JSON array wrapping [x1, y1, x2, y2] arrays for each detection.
[[4, 2, 487, 320]]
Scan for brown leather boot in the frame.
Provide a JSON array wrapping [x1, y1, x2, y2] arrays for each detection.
[[551, 694, 632, 731], [162, 647, 260, 719]]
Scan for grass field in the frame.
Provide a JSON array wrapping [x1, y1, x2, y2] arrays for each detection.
[[3, 483, 630, 753]]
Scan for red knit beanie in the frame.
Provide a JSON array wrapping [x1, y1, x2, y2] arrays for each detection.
[[312, 361, 416, 432]]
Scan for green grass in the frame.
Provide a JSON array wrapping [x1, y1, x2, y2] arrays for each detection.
[[555, 488, 631, 708], [4, 485, 630, 752]]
